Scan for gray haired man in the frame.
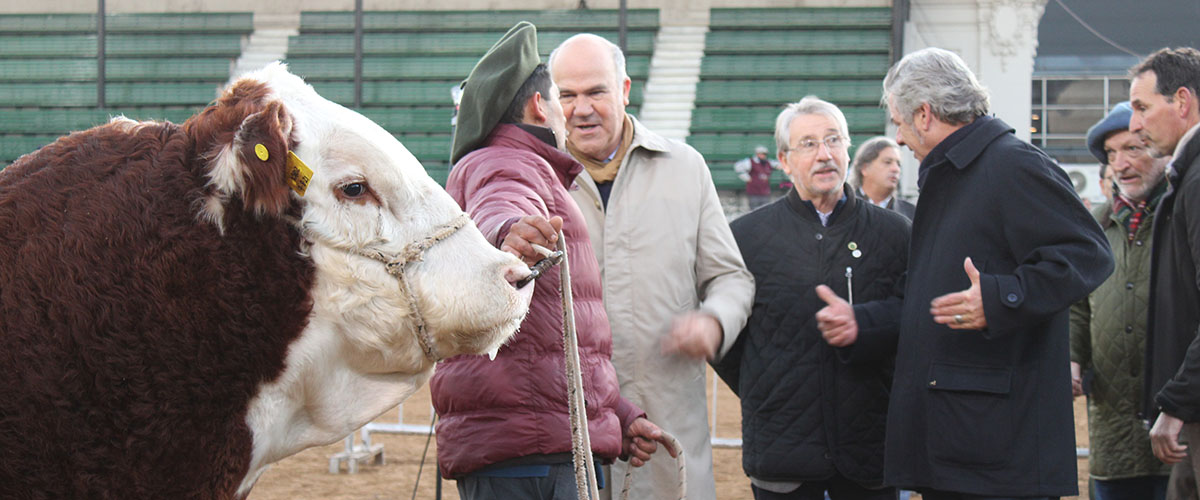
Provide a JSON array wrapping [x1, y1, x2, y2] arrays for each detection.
[[815, 47, 1112, 499]]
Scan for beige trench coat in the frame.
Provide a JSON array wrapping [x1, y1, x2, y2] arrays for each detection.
[[570, 116, 754, 500]]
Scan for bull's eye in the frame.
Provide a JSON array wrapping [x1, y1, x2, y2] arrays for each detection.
[[341, 182, 366, 198]]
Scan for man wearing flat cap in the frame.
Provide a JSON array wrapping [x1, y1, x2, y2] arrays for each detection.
[[1070, 101, 1170, 500], [429, 22, 670, 500]]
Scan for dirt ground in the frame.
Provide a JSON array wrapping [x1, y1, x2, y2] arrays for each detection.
[[248, 368, 1092, 500]]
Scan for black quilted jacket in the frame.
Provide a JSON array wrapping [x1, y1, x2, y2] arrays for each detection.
[[716, 185, 910, 486]]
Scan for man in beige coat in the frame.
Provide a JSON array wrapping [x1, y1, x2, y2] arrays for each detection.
[[549, 34, 755, 500]]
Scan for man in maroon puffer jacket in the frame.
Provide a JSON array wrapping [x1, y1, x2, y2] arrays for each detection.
[[431, 22, 674, 500]]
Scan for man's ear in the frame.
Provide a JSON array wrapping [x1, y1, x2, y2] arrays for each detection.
[[525, 92, 549, 126], [1175, 86, 1199, 120], [621, 76, 632, 107], [916, 102, 934, 132]]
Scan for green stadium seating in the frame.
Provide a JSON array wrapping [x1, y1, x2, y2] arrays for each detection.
[[0, 59, 232, 83], [1, 82, 100, 106], [359, 107, 453, 134], [701, 54, 890, 79], [0, 14, 95, 34], [0, 82, 218, 107], [106, 35, 245, 57], [0, 12, 252, 35], [299, 9, 659, 33], [288, 31, 655, 57], [691, 106, 886, 134], [0, 35, 95, 58], [704, 30, 890, 54], [694, 7, 892, 187], [309, 80, 459, 106], [105, 13, 254, 34], [286, 55, 650, 81], [708, 7, 891, 30], [0, 59, 96, 82], [695, 80, 884, 107], [1, 135, 61, 164], [308, 78, 644, 108], [391, 133, 452, 163], [0, 108, 199, 134]]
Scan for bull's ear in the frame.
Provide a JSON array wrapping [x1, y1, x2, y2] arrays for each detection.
[[211, 99, 295, 217]]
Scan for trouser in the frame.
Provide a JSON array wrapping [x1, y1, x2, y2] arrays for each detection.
[[457, 462, 603, 500], [1168, 422, 1200, 500], [750, 473, 897, 500], [1092, 475, 1167, 500], [919, 491, 1058, 500]]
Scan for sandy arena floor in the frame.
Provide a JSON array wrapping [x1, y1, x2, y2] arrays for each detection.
[[248, 368, 1092, 500]]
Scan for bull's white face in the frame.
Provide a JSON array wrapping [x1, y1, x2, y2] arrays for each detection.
[[200, 63, 533, 495]]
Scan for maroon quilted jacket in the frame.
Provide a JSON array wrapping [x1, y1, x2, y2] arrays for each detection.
[[432, 124, 643, 478]]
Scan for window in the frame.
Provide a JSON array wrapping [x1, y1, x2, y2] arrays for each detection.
[[1031, 76, 1130, 164]]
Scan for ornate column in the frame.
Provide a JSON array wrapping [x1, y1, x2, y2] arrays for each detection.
[[976, 0, 1047, 142], [895, 0, 1047, 199]]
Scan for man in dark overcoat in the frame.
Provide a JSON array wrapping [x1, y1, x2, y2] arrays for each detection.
[[816, 47, 1113, 499]]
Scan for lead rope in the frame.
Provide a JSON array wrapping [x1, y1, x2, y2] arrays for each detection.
[[543, 231, 602, 500], [535, 231, 686, 500], [619, 433, 686, 500]]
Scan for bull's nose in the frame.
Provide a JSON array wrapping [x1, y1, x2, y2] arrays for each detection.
[[504, 264, 533, 289]]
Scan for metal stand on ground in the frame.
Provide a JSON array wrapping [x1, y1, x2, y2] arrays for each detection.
[[327, 403, 435, 474], [327, 427, 384, 474]]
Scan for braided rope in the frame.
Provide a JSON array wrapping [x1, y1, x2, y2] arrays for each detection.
[[556, 231, 601, 500], [549, 231, 686, 500], [619, 432, 686, 500]]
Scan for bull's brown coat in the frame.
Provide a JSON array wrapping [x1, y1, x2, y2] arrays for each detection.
[[0, 80, 314, 500]]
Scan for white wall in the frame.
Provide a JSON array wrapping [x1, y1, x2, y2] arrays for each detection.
[[894, 0, 1047, 200]]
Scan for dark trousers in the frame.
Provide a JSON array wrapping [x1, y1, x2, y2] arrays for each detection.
[[1170, 422, 1200, 500], [751, 474, 896, 500], [919, 491, 1058, 500], [457, 462, 593, 500], [1092, 475, 1167, 500]]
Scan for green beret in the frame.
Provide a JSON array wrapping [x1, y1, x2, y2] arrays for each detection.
[[450, 21, 540, 165]]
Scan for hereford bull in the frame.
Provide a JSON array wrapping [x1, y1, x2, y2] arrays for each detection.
[[0, 63, 533, 499]]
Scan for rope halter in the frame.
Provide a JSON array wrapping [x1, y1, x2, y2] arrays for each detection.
[[301, 213, 471, 363]]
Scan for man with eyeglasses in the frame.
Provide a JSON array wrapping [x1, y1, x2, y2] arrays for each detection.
[[715, 96, 910, 500], [1069, 101, 1170, 500], [815, 48, 1112, 499]]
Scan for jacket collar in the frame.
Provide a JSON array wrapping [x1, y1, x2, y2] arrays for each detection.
[[627, 114, 672, 155], [917, 116, 1012, 189], [786, 183, 856, 225], [1170, 121, 1200, 180], [483, 123, 583, 189]]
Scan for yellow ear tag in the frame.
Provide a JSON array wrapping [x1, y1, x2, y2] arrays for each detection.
[[286, 151, 313, 196], [254, 143, 269, 162]]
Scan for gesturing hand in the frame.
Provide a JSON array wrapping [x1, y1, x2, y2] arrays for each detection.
[[930, 257, 987, 330], [815, 285, 858, 347], [500, 215, 563, 265], [661, 311, 723, 360]]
